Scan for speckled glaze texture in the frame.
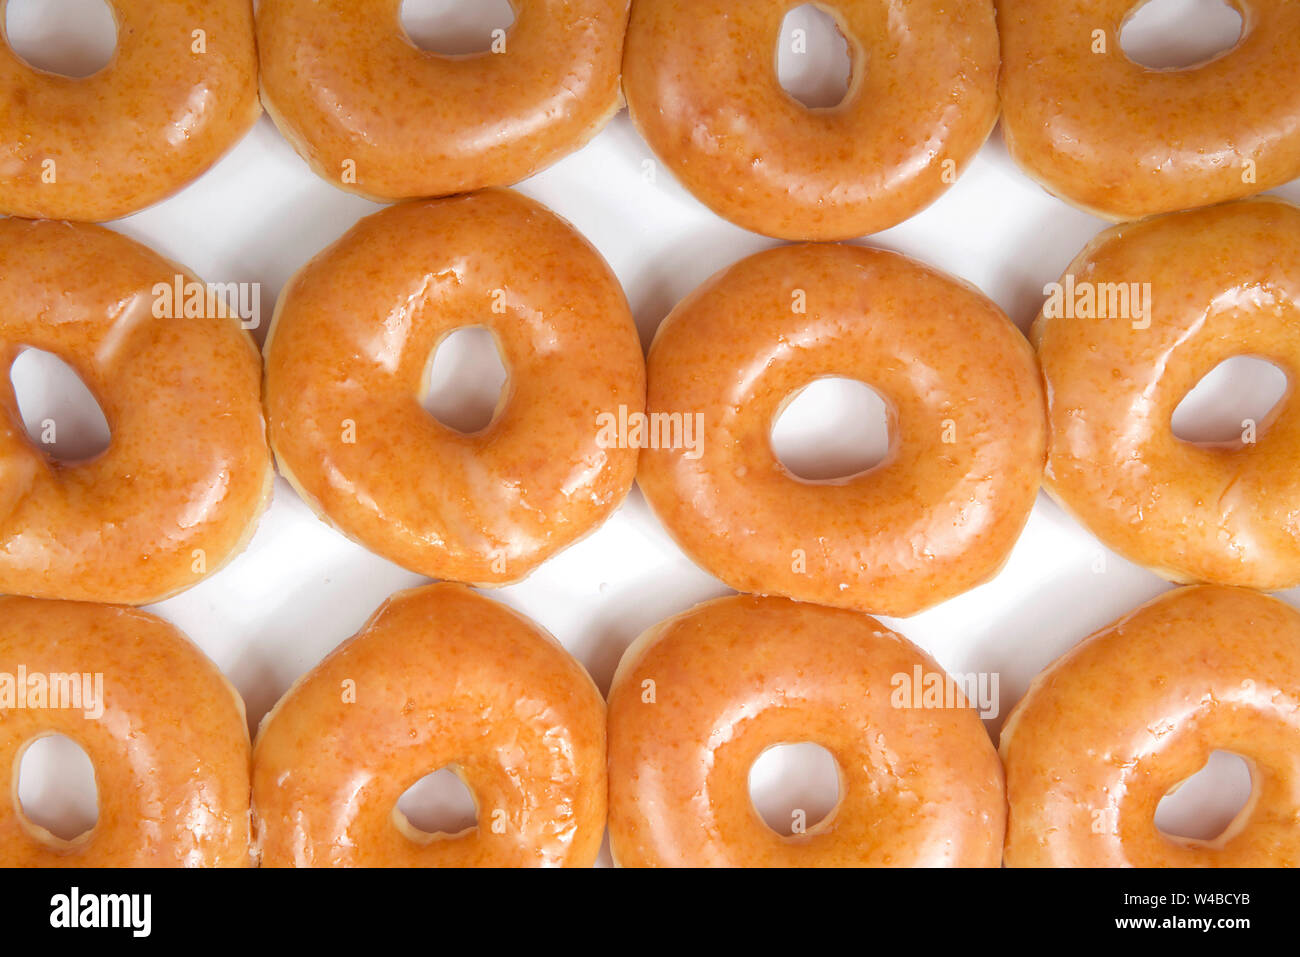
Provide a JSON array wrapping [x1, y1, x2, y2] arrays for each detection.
[[0, 0, 261, 222], [607, 595, 1006, 867], [253, 583, 607, 867], [0, 220, 272, 605], [999, 0, 1300, 221], [637, 244, 1046, 618], [0, 598, 252, 867], [1035, 199, 1300, 590], [265, 190, 644, 586], [621, 0, 1000, 240], [1002, 586, 1300, 867], [257, 0, 629, 201]]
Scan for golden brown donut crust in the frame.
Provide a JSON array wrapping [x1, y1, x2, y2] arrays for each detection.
[[257, 0, 629, 201], [607, 594, 1006, 867], [0, 219, 272, 605], [264, 190, 644, 587], [622, 0, 1000, 240], [999, 0, 1300, 221], [0, 598, 253, 867], [637, 243, 1046, 618], [1002, 585, 1300, 867], [0, 0, 261, 222], [1035, 198, 1300, 590], [253, 583, 607, 867]]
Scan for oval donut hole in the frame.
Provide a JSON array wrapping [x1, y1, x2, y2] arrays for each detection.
[[776, 4, 855, 110], [770, 377, 891, 482], [394, 766, 479, 840], [1170, 355, 1288, 447], [399, 0, 516, 57], [1154, 751, 1254, 844], [3, 0, 117, 78], [748, 742, 842, 837], [421, 326, 510, 435], [1120, 0, 1243, 70], [17, 734, 98, 843], [9, 347, 111, 463]]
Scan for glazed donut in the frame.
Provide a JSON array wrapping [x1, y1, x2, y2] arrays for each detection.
[[0, 0, 260, 222], [607, 594, 1005, 867], [0, 598, 252, 866], [257, 0, 629, 201], [0, 219, 271, 605], [1035, 198, 1300, 590], [253, 583, 606, 867], [637, 243, 1045, 617], [622, 0, 999, 240], [265, 189, 644, 586], [1002, 585, 1300, 867], [999, 0, 1300, 221]]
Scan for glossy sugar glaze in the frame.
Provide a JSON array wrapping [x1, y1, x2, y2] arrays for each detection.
[[1036, 199, 1300, 590], [622, 0, 1000, 239], [607, 594, 1006, 867], [637, 243, 1046, 618], [0, 0, 261, 221], [999, 0, 1300, 220], [253, 582, 607, 867], [0, 219, 272, 605], [0, 597, 253, 867], [264, 189, 645, 586], [257, 0, 629, 200], [1002, 585, 1300, 867]]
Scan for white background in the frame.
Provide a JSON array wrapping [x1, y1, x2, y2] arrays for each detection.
[[8, 0, 1296, 864]]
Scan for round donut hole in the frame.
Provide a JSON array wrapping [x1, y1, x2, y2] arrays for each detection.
[[400, 0, 516, 56], [17, 734, 99, 843], [1170, 355, 1288, 447], [771, 377, 891, 482], [9, 348, 111, 463], [4, 0, 117, 78], [777, 4, 855, 110], [394, 766, 478, 839], [1154, 750, 1253, 844], [748, 742, 841, 837], [421, 326, 509, 435], [1120, 0, 1243, 70]]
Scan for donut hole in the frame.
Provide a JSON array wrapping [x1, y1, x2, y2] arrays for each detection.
[[1120, 0, 1244, 70], [1170, 355, 1287, 446], [1155, 750, 1254, 844], [9, 347, 111, 463], [400, 0, 516, 56], [394, 766, 478, 840], [4, 0, 117, 78], [748, 742, 841, 837], [16, 734, 98, 844], [421, 326, 509, 435], [777, 4, 855, 110], [771, 377, 891, 482]]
